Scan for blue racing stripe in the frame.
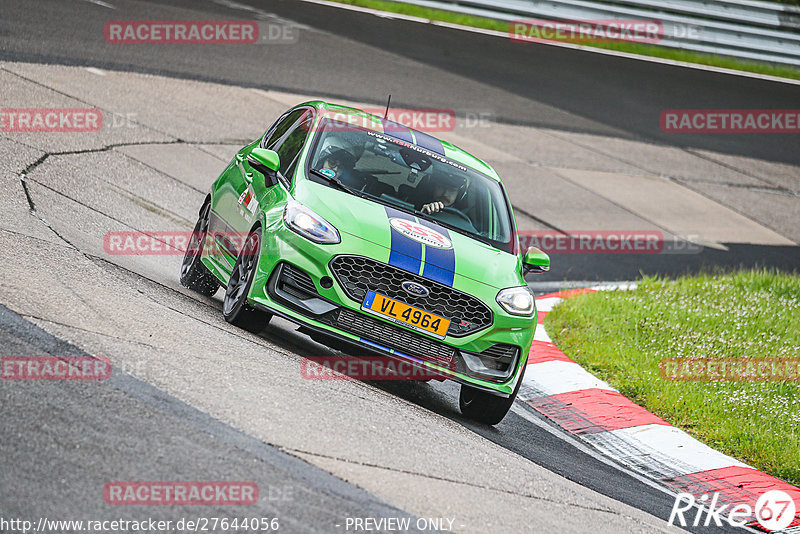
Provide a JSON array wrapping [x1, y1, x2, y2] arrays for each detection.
[[416, 219, 455, 287], [412, 130, 445, 156], [385, 206, 422, 274], [381, 119, 414, 143]]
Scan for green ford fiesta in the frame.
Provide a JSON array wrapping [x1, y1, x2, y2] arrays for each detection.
[[180, 101, 550, 424]]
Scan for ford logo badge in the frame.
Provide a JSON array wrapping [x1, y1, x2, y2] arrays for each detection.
[[401, 281, 430, 298]]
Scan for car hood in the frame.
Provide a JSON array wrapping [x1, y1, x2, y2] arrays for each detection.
[[294, 181, 522, 290]]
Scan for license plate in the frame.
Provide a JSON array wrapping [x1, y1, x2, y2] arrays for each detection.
[[361, 290, 450, 339]]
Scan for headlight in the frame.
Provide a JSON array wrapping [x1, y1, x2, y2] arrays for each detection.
[[496, 286, 535, 316], [284, 200, 340, 244]]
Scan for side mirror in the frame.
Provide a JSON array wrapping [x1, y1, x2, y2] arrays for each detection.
[[523, 246, 550, 274], [247, 148, 281, 187]]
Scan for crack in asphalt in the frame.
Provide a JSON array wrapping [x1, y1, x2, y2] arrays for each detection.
[[674, 176, 800, 197], [13, 137, 250, 256], [1, 64, 578, 236], [18, 173, 37, 214]]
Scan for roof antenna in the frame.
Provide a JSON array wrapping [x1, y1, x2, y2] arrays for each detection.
[[384, 94, 392, 119]]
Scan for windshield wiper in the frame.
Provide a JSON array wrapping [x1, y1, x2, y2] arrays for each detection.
[[309, 168, 366, 198]]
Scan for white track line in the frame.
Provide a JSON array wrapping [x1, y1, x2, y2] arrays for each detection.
[[82, 0, 115, 8]]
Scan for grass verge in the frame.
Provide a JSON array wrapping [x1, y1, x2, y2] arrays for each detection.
[[545, 270, 800, 485], [327, 0, 800, 81]]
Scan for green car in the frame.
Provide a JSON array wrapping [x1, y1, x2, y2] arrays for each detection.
[[180, 101, 550, 424]]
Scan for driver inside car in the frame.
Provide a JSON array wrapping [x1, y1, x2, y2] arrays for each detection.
[[420, 171, 467, 214], [316, 135, 366, 189]]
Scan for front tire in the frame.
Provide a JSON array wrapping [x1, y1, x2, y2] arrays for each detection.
[[222, 228, 271, 334], [180, 202, 220, 297], [459, 364, 525, 425]]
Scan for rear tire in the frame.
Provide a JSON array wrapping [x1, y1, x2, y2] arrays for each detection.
[[459, 364, 525, 425], [222, 228, 271, 334], [180, 202, 220, 297]]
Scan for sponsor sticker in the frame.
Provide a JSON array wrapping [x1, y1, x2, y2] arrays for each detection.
[[390, 218, 452, 249], [238, 187, 258, 214]]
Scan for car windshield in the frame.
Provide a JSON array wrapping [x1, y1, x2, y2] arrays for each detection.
[[307, 118, 515, 252]]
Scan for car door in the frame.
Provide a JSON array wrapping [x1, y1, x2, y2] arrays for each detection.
[[209, 108, 312, 267], [238, 107, 314, 232]]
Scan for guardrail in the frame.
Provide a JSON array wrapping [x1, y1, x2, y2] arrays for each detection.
[[392, 0, 800, 67]]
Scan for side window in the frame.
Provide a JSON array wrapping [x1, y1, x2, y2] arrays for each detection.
[[274, 110, 314, 182], [263, 109, 304, 150]]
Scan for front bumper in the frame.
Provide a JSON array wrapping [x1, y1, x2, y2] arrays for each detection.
[[234, 221, 535, 396]]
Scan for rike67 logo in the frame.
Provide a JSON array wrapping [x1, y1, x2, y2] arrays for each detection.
[[669, 490, 797, 531]]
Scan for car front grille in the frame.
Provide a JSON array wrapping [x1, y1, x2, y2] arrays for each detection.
[[329, 255, 492, 336], [320, 308, 457, 368]]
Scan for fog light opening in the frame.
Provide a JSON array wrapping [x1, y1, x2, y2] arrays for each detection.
[[460, 349, 516, 381]]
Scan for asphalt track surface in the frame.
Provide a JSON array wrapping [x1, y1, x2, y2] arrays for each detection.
[[1, 0, 797, 533], [2, 0, 798, 280], [3, 0, 799, 165], [0, 304, 424, 532]]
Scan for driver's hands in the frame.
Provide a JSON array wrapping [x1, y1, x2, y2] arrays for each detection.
[[421, 202, 444, 214]]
